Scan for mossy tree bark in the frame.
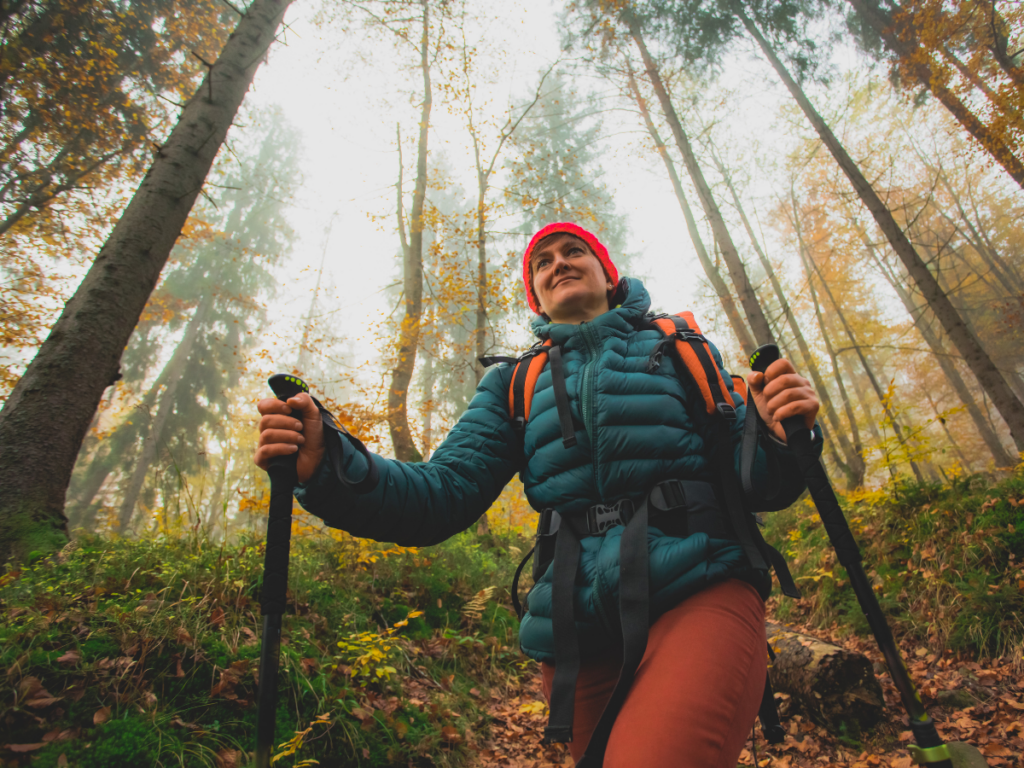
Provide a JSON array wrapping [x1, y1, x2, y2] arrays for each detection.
[[0, 0, 294, 564]]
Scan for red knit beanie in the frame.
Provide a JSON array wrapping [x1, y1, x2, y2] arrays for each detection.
[[522, 222, 618, 315]]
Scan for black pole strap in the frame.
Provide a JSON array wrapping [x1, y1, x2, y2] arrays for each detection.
[[510, 545, 535, 620], [544, 523, 582, 744], [576, 500, 651, 768]]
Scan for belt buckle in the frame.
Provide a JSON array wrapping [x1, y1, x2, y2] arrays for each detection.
[[587, 499, 633, 535]]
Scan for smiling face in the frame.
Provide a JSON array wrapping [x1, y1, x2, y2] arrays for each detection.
[[530, 233, 614, 324]]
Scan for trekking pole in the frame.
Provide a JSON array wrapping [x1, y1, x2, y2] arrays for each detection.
[[255, 373, 309, 768], [750, 345, 981, 768]]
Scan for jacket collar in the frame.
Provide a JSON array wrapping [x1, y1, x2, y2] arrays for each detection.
[[530, 277, 651, 344]]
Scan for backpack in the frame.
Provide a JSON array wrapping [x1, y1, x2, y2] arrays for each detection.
[[482, 310, 796, 766]]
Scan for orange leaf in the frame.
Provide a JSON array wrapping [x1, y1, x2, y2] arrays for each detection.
[[93, 706, 111, 725], [210, 606, 225, 627]]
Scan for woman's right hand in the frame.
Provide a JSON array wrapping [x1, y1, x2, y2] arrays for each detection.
[[255, 392, 326, 484]]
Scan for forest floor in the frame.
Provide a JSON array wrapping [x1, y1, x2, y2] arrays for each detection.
[[1, 471, 1021, 767], [467, 614, 1023, 768]]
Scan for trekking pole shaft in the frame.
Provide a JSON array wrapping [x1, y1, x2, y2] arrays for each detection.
[[255, 455, 298, 768], [783, 419, 951, 768]]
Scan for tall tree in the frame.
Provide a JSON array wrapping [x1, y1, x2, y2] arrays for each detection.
[[845, 0, 1024, 191], [626, 20, 776, 346], [623, 61, 757, 357], [734, 7, 1024, 451], [858, 223, 1015, 467], [450, 28, 551, 382], [111, 117, 298, 533], [506, 73, 634, 285], [0, 0, 293, 563], [386, 0, 435, 463], [790, 191, 924, 481]]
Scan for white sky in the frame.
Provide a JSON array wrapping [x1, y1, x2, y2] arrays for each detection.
[[240, 0, 779, 378]]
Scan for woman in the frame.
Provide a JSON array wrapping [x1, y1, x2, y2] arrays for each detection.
[[255, 222, 820, 767]]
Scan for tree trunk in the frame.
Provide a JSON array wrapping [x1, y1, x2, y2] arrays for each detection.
[[792, 204, 924, 482], [766, 622, 885, 734], [65, 373, 168, 529], [980, 0, 1024, 88], [387, 0, 430, 463], [475, 184, 488, 384], [859, 226, 1015, 467], [625, 64, 756, 358], [841, 355, 883, 443], [740, 8, 1024, 452], [843, 0, 1024, 190], [708, 148, 864, 485], [628, 23, 775, 347], [938, 44, 1023, 124], [0, 0, 292, 564], [115, 292, 213, 534]]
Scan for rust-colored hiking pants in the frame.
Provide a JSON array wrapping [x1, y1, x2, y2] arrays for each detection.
[[540, 579, 766, 768]]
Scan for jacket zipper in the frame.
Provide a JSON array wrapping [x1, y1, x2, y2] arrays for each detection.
[[579, 321, 602, 496]]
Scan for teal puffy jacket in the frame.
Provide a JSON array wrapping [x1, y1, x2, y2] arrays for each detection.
[[294, 278, 819, 663]]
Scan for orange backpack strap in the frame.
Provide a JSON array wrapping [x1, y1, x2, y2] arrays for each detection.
[[509, 339, 553, 431], [649, 312, 736, 419], [731, 375, 748, 406]]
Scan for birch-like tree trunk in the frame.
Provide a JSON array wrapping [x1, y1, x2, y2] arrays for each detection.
[[625, 64, 756, 358], [0, 0, 293, 563], [739, 8, 1024, 452], [388, 0, 431, 463], [628, 23, 775, 347]]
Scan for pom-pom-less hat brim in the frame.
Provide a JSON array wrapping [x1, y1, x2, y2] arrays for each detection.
[[522, 223, 618, 315]]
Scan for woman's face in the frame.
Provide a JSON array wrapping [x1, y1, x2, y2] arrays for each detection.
[[530, 233, 613, 324]]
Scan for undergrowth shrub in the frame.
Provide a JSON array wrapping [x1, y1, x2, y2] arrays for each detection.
[[0, 527, 532, 767], [764, 467, 1024, 663]]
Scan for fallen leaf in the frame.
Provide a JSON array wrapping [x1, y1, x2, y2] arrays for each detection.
[[210, 606, 226, 628], [981, 743, 1013, 757], [441, 725, 462, 744], [5, 744, 44, 753], [175, 627, 193, 645], [93, 706, 111, 725], [58, 754, 68, 767], [56, 650, 81, 666], [214, 748, 241, 768]]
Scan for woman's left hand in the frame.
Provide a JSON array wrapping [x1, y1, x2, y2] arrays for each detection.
[[746, 358, 819, 443]]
